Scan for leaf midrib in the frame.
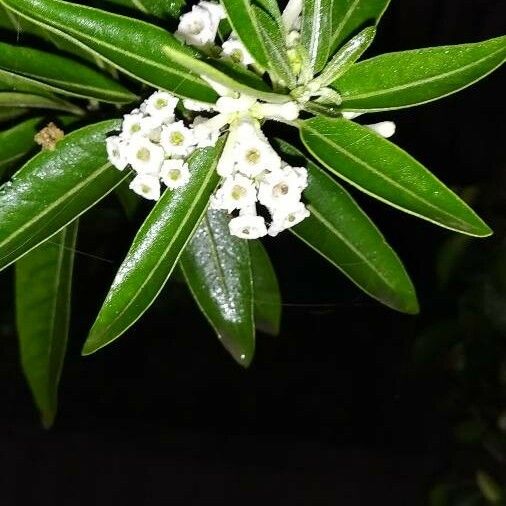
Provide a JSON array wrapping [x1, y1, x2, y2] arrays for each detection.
[[304, 123, 471, 227], [92, 166, 217, 345], [341, 46, 505, 101], [0, 162, 112, 250], [307, 204, 396, 291]]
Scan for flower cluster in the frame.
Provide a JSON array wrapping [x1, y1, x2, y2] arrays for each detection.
[[106, 0, 313, 239], [106, 91, 208, 201]]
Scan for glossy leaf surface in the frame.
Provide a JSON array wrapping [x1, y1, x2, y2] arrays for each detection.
[[331, 0, 390, 52], [0, 41, 135, 103], [181, 210, 255, 366], [249, 240, 281, 336], [301, 0, 332, 75], [333, 36, 506, 111], [15, 221, 78, 428], [300, 116, 492, 236], [0, 92, 82, 114], [315, 26, 375, 88], [0, 120, 127, 271], [0, 116, 41, 174], [83, 142, 223, 355], [0, 0, 217, 102], [274, 139, 418, 314]]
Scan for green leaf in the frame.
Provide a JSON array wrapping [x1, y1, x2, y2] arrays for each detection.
[[0, 0, 216, 102], [0, 120, 127, 271], [0, 41, 136, 103], [221, 0, 295, 89], [15, 220, 78, 428], [253, 5, 296, 88], [333, 36, 506, 111], [0, 4, 113, 71], [82, 141, 224, 356], [0, 92, 83, 114], [104, 0, 186, 19], [0, 107, 28, 123], [249, 240, 281, 336], [313, 26, 375, 88], [274, 138, 418, 314], [300, 116, 492, 237], [0, 0, 288, 103], [301, 0, 332, 76], [330, 0, 390, 52], [180, 210, 255, 366], [0, 116, 41, 175], [220, 0, 272, 70]]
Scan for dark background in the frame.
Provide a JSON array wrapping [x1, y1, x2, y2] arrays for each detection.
[[1, 1, 505, 504]]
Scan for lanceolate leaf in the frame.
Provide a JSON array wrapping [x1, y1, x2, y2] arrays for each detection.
[[104, 0, 186, 19], [0, 42, 136, 103], [330, 0, 390, 52], [0, 120, 127, 271], [221, 0, 294, 89], [0, 107, 28, 123], [300, 117, 492, 237], [333, 36, 506, 111], [0, 0, 216, 102], [274, 138, 418, 314], [82, 142, 224, 356], [0, 92, 83, 114], [249, 240, 281, 336], [220, 0, 271, 70], [15, 221, 78, 428], [253, 6, 296, 88], [0, 116, 42, 175], [301, 0, 332, 75], [180, 210, 255, 366], [314, 26, 375, 88], [0, 0, 287, 103]]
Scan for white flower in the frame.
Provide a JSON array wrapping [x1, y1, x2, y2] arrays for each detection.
[[160, 121, 196, 157], [283, 164, 308, 190], [125, 137, 165, 174], [234, 135, 281, 178], [143, 91, 179, 123], [268, 202, 310, 236], [199, 1, 225, 24], [183, 98, 215, 112], [201, 75, 237, 97], [215, 94, 257, 115], [160, 159, 191, 189], [129, 174, 161, 201], [258, 166, 304, 210], [342, 111, 363, 120], [251, 101, 300, 121], [176, 5, 218, 47], [222, 37, 255, 66], [192, 116, 220, 148], [282, 0, 302, 30], [366, 121, 396, 138], [213, 173, 257, 213], [121, 113, 162, 142], [106, 136, 128, 171], [229, 215, 267, 239]]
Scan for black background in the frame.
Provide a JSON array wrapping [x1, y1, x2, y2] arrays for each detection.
[[1, 1, 505, 504]]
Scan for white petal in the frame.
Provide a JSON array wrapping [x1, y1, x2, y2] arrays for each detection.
[[268, 202, 310, 235], [106, 136, 128, 171], [143, 91, 179, 122], [252, 101, 300, 121], [366, 121, 396, 138], [129, 174, 161, 201], [229, 215, 267, 239], [160, 121, 196, 156], [221, 38, 255, 66], [176, 6, 217, 46], [125, 137, 165, 174], [160, 159, 191, 189]]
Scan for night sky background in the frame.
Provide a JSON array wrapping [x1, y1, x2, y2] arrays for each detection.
[[1, 0, 505, 504]]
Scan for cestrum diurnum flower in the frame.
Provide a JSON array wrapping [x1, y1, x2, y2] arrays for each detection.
[[105, 0, 320, 239]]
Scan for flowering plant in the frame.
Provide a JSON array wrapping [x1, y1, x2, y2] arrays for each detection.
[[0, 0, 503, 426]]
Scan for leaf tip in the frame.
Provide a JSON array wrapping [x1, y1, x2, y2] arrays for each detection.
[[41, 411, 56, 430]]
